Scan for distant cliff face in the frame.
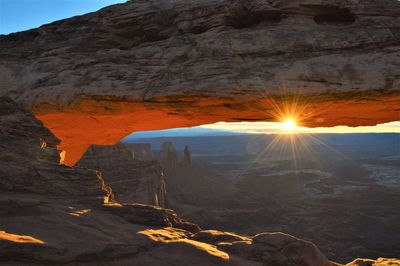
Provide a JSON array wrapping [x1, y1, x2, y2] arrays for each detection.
[[124, 143, 154, 161], [78, 143, 167, 207], [160, 141, 178, 169], [160, 141, 194, 170], [183, 145, 192, 167]]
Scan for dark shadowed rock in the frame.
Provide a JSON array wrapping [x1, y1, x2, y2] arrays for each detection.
[[124, 143, 154, 161], [161, 141, 178, 169], [0, 97, 112, 204], [136, 227, 337, 266], [78, 143, 167, 207], [183, 145, 192, 167], [251, 232, 332, 266], [191, 230, 334, 266]]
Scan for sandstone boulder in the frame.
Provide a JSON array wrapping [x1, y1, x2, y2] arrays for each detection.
[[218, 232, 334, 266]]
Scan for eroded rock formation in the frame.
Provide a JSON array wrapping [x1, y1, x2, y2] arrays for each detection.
[[0, 97, 112, 204], [161, 141, 178, 169], [139, 229, 334, 266], [0, 0, 399, 164], [183, 145, 192, 167], [1, 96, 347, 265], [125, 143, 154, 161], [78, 143, 167, 207]]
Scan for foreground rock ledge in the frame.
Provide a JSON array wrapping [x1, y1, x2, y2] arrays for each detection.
[[1, 0, 400, 164]]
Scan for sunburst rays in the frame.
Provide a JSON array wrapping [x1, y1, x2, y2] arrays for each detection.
[[236, 89, 346, 184]]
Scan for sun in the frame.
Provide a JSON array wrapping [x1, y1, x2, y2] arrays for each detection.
[[282, 119, 297, 131]]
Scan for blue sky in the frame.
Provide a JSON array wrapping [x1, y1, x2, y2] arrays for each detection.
[[0, 0, 127, 34]]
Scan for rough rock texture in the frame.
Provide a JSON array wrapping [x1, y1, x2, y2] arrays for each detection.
[[138, 229, 335, 266], [217, 233, 332, 266], [183, 145, 192, 167], [1, 0, 399, 164], [191, 230, 250, 245], [0, 97, 344, 265], [161, 141, 178, 169], [0, 97, 112, 204], [0, 194, 203, 266], [101, 203, 200, 233], [346, 258, 400, 266], [77, 143, 167, 207], [125, 143, 154, 161]]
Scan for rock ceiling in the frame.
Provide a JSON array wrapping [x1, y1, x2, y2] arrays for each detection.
[[0, 0, 399, 164]]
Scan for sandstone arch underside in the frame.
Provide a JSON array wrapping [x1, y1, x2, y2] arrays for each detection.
[[1, 0, 400, 165]]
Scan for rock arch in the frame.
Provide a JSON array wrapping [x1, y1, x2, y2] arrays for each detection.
[[1, 0, 399, 164]]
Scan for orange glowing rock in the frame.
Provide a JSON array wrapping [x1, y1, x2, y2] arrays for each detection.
[[0, 0, 399, 166], [34, 92, 399, 165], [0, 230, 45, 244], [138, 228, 230, 260]]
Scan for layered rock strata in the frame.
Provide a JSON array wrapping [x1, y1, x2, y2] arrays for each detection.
[[125, 143, 154, 161], [0, 97, 112, 204], [0, 0, 399, 164], [183, 145, 192, 167], [78, 143, 167, 207], [161, 141, 178, 169]]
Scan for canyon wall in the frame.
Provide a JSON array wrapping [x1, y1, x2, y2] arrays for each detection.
[[78, 143, 167, 207], [0, 0, 399, 164]]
